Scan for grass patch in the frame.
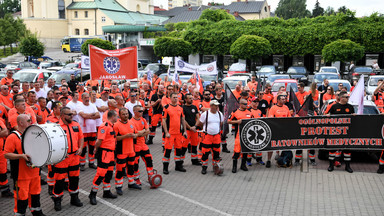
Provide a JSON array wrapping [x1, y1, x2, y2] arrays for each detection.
[[0, 47, 20, 59]]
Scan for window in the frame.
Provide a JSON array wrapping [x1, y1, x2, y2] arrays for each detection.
[[85, 11, 88, 18], [84, 29, 89, 35], [264, 6, 268, 12], [58, 0, 65, 19], [75, 29, 80, 35], [74, 11, 78, 18], [101, 16, 106, 22]]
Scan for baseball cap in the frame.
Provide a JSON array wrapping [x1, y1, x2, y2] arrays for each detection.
[[58, 95, 68, 100], [210, 100, 220, 106], [252, 97, 259, 103], [101, 90, 109, 94]]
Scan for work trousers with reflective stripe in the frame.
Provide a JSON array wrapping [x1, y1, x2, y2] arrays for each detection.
[[92, 149, 115, 192], [81, 133, 97, 165], [13, 177, 41, 215], [295, 150, 316, 160], [379, 150, 384, 165], [200, 133, 221, 167], [134, 143, 154, 179], [185, 130, 199, 160], [329, 150, 351, 161], [163, 134, 183, 163], [115, 153, 136, 188], [53, 154, 80, 197], [0, 150, 8, 187]]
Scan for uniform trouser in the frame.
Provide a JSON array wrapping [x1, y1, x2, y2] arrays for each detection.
[[80, 133, 97, 166], [13, 176, 41, 215], [295, 150, 316, 161], [163, 134, 183, 163], [379, 150, 384, 165], [329, 150, 351, 161], [0, 150, 9, 189], [92, 149, 115, 192], [149, 114, 162, 138], [200, 133, 221, 167], [47, 165, 55, 187], [184, 130, 199, 160], [115, 153, 136, 187], [247, 152, 263, 160], [53, 154, 80, 197], [134, 143, 154, 178], [233, 136, 248, 160]]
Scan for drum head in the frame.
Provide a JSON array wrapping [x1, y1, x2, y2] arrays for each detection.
[[22, 125, 51, 167]]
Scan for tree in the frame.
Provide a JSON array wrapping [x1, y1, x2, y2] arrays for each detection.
[[19, 34, 45, 57], [322, 39, 365, 63], [0, 0, 21, 18], [154, 37, 192, 58], [275, 0, 311, 19], [199, 9, 235, 22], [324, 6, 335, 16], [230, 35, 272, 60], [0, 16, 16, 55], [337, 6, 348, 14], [312, 0, 324, 17], [81, 38, 115, 56]]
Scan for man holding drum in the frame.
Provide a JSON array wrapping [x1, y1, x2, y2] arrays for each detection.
[[4, 114, 46, 216], [51, 107, 84, 211]]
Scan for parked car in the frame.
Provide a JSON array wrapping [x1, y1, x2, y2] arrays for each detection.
[[5, 62, 37, 72], [49, 69, 90, 87], [179, 75, 192, 84], [328, 79, 352, 93], [38, 61, 65, 69], [222, 76, 250, 90], [366, 75, 384, 95], [12, 69, 53, 83], [286, 66, 309, 85], [0, 72, 6, 80], [0, 63, 6, 69], [349, 66, 375, 83], [230, 73, 252, 79], [227, 63, 247, 77], [313, 72, 340, 87], [138, 59, 150, 67], [271, 79, 298, 97], [25, 56, 53, 66], [317, 66, 339, 74], [257, 65, 276, 80], [144, 63, 168, 75], [266, 74, 291, 84], [200, 74, 218, 88], [64, 63, 81, 69]]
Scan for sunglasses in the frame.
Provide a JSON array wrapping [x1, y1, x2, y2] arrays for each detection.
[[64, 113, 73, 116], [204, 94, 210, 96], [137, 110, 143, 113], [55, 92, 62, 95], [327, 89, 331, 90], [342, 96, 350, 98], [241, 103, 248, 105]]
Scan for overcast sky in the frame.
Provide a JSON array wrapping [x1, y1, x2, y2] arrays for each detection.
[[155, 0, 384, 17]]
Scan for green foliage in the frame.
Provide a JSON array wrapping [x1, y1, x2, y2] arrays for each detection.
[[275, 0, 311, 19], [322, 39, 365, 63], [199, 9, 235, 22], [154, 37, 192, 57], [312, 0, 324, 17], [0, 0, 20, 18], [81, 38, 115, 56], [324, 6, 335, 16], [230, 35, 272, 60], [19, 34, 45, 57], [0, 46, 19, 58]]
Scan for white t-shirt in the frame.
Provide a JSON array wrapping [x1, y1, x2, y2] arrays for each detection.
[[47, 99, 58, 110], [124, 100, 141, 116], [32, 88, 47, 98], [199, 110, 223, 135], [67, 100, 81, 123], [78, 102, 98, 133], [93, 99, 108, 126]]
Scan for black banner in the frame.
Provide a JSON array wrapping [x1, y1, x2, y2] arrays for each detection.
[[240, 115, 384, 152]]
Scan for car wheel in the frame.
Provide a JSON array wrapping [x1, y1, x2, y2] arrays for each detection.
[[63, 48, 67, 53]]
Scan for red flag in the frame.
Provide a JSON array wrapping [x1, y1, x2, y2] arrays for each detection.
[[191, 71, 203, 94], [89, 45, 137, 80]]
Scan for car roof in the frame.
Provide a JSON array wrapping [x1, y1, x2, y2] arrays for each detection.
[[314, 72, 339, 76], [223, 76, 249, 81], [17, 69, 51, 73], [272, 79, 298, 83], [320, 66, 337, 69], [368, 75, 384, 79], [328, 79, 350, 83], [55, 69, 85, 74]]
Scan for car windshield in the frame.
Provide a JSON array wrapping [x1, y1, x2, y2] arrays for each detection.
[[272, 82, 298, 92], [200, 74, 217, 81], [65, 63, 78, 68], [287, 67, 306, 74], [314, 74, 339, 83], [145, 64, 159, 72], [268, 75, 290, 82], [6, 64, 17, 68], [259, 66, 275, 73], [12, 72, 37, 83], [328, 82, 351, 92], [224, 80, 246, 90], [353, 105, 379, 114], [40, 63, 51, 67], [320, 68, 337, 73], [368, 77, 384, 86], [354, 67, 373, 73], [229, 63, 246, 71], [50, 73, 72, 82]]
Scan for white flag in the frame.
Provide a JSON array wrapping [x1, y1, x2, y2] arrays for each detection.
[[81, 55, 90, 69], [349, 75, 365, 114], [147, 70, 153, 85]]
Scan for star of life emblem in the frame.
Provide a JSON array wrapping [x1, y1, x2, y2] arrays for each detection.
[[240, 119, 271, 151]]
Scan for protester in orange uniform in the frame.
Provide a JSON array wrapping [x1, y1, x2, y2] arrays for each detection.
[[89, 110, 118, 205], [247, 98, 265, 166], [37, 97, 50, 124], [0, 104, 7, 125], [131, 105, 154, 185], [162, 93, 188, 174], [199, 90, 211, 112], [47, 102, 62, 123], [262, 83, 274, 106], [9, 99, 37, 130], [196, 100, 223, 175], [51, 107, 84, 211], [122, 82, 131, 101], [247, 75, 258, 92], [373, 80, 384, 112], [228, 99, 253, 173], [322, 86, 336, 103], [148, 85, 165, 145], [161, 85, 173, 107], [295, 82, 309, 105], [4, 114, 46, 216], [0, 85, 14, 110], [308, 82, 319, 106], [265, 95, 291, 168], [114, 108, 141, 195], [109, 84, 123, 99], [26, 91, 43, 123], [102, 99, 118, 122], [86, 79, 99, 88], [0, 120, 11, 197], [139, 74, 151, 88], [0, 70, 14, 87], [232, 84, 242, 100]]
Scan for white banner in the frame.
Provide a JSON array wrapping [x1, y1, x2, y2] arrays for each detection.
[[81, 55, 90, 69], [175, 57, 217, 75]]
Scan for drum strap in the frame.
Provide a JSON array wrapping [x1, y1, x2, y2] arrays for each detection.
[[12, 131, 23, 154]]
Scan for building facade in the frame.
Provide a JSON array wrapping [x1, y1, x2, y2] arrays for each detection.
[[168, 0, 203, 9]]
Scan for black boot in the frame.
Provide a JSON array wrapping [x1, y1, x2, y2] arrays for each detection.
[[89, 163, 97, 169], [377, 165, 384, 174], [163, 162, 169, 175], [175, 161, 186, 172], [201, 166, 207, 175], [52, 196, 62, 211], [103, 190, 117, 199], [70, 193, 83, 207], [328, 160, 334, 172], [232, 160, 237, 173], [146, 136, 154, 145], [1, 187, 13, 197], [191, 159, 202, 166], [345, 161, 353, 173], [240, 158, 248, 171], [222, 144, 230, 153], [32, 211, 46, 216], [116, 187, 123, 195], [89, 191, 97, 205]]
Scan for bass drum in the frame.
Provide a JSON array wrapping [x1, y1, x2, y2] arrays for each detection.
[[22, 123, 68, 167]]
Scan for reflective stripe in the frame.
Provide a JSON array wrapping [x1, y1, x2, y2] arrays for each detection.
[[103, 183, 111, 188], [30, 207, 42, 211], [69, 189, 79, 194]]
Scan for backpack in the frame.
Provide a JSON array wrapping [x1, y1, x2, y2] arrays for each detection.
[[277, 151, 293, 167]]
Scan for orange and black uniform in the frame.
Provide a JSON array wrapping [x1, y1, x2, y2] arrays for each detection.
[[0, 77, 14, 86], [46, 112, 60, 189], [268, 104, 291, 118], [162, 104, 184, 164], [5, 131, 43, 215], [131, 117, 154, 180], [114, 120, 136, 188], [8, 107, 37, 129], [263, 92, 274, 106], [182, 104, 199, 163], [295, 91, 309, 105], [0, 120, 9, 193], [53, 120, 84, 198], [149, 93, 164, 141], [229, 109, 253, 160], [38, 106, 50, 124], [0, 104, 7, 125], [92, 121, 116, 192], [200, 111, 223, 168], [0, 93, 13, 109], [248, 108, 263, 162]]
